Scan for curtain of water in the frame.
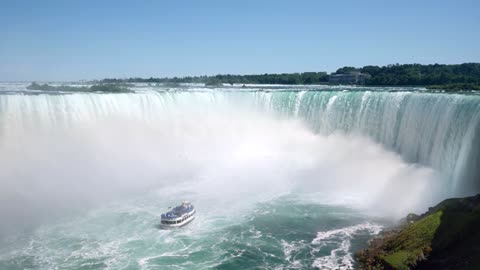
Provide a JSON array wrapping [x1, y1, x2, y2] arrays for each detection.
[[1, 90, 479, 194]]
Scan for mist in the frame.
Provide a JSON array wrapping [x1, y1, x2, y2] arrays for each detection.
[[0, 95, 445, 240]]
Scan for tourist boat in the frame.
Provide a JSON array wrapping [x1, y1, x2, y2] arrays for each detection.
[[160, 201, 195, 228]]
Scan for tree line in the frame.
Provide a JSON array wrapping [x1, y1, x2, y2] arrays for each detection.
[[101, 63, 480, 88], [360, 63, 480, 86], [102, 72, 329, 85]]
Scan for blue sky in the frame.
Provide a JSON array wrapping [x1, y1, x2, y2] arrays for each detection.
[[1, 0, 479, 81]]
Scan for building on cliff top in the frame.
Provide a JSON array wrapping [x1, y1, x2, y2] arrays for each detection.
[[329, 71, 371, 85]]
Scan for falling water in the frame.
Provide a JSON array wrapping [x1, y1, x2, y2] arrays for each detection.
[[0, 83, 479, 269]]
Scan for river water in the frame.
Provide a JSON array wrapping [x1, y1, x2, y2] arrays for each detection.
[[0, 83, 478, 269]]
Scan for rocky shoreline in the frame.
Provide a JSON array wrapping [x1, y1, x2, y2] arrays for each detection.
[[356, 194, 480, 270]]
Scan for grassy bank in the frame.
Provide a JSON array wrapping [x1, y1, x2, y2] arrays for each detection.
[[356, 194, 480, 269]]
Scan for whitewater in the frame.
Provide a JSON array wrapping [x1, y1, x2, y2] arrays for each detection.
[[0, 83, 479, 269]]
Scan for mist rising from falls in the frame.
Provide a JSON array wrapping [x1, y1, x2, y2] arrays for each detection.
[[267, 90, 480, 193], [0, 89, 479, 237]]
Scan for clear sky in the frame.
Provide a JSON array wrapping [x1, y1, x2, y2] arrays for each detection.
[[1, 0, 479, 81]]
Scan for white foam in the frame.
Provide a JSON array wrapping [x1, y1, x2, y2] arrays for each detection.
[[280, 239, 305, 269], [311, 222, 382, 270]]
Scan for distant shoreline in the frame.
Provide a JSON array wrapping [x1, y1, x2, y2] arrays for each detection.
[[97, 63, 480, 91], [3, 63, 480, 92], [11, 82, 478, 96]]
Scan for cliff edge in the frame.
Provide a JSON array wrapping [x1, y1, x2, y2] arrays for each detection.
[[356, 194, 480, 270]]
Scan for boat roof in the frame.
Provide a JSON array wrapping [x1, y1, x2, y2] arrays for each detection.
[[161, 202, 194, 220]]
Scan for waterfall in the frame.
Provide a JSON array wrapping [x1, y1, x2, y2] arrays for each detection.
[[263, 90, 480, 194], [1, 89, 479, 195]]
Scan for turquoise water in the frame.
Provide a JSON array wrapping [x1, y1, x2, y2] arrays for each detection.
[[0, 192, 385, 270], [0, 83, 479, 269]]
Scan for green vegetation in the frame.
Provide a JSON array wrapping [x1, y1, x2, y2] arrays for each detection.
[[426, 83, 480, 91], [335, 66, 359, 74], [100, 63, 480, 90], [356, 194, 480, 269], [89, 84, 132, 92], [26, 82, 89, 91], [102, 72, 330, 85], [382, 251, 411, 270], [204, 78, 223, 87], [27, 82, 133, 93], [381, 211, 442, 269], [358, 63, 480, 86]]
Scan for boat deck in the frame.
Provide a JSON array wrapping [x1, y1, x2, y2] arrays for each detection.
[[161, 203, 194, 220]]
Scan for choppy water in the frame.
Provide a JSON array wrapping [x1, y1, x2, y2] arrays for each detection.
[[0, 191, 385, 270], [0, 83, 479, 269]]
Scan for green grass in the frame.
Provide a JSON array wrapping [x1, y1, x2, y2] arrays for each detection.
[[381, 211, 442, 269], [357, 195, 480, 269], [383, 251, 412, 270], [388, 211, 442, 250]]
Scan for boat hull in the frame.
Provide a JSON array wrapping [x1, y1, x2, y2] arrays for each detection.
[[160, 214, 195, 229]]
